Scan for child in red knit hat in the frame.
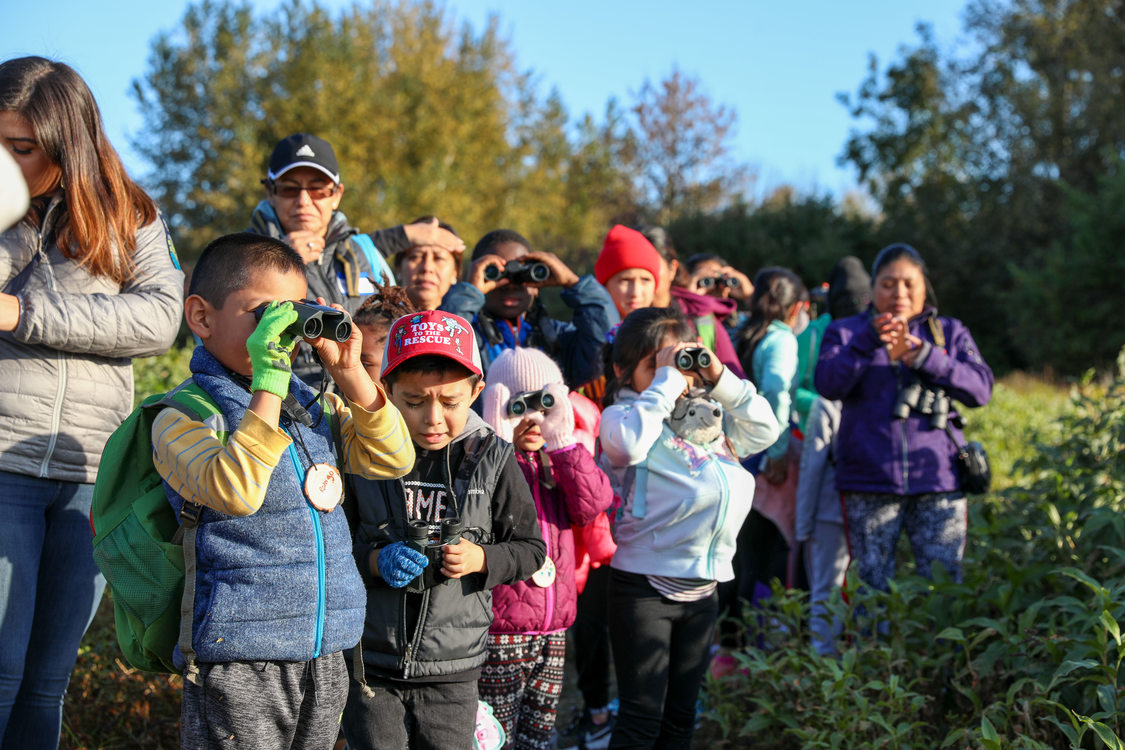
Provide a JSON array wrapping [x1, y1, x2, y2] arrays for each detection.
[[595, 225, 663, 320]]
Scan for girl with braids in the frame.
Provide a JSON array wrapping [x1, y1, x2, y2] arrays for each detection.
[[355, 281, 418, 381], [0, 56, 183, 746], [598, 306, 777, 748]]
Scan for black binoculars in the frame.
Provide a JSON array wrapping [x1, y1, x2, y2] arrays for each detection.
[[508, 389, 556, 417], [892, 382, 950, 430], [254, 301, 353, 343], [484, 260, 551, 285], [698, 276, 738, 290], [404, 517, 464, 592], [675, 347, 713, 372]]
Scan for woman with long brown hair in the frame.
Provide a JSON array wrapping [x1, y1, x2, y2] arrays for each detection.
[[0, 56, 183, 747]]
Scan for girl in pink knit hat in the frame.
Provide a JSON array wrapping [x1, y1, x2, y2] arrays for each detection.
[[478, 347, 615, 750]]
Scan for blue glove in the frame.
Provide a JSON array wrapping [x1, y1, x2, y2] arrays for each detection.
[[377, 542, 429, 588]]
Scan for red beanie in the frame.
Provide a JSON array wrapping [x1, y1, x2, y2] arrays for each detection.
[[595, 225, 662, 286]]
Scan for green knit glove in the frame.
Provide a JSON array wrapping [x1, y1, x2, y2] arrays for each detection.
[[247, 301, 299, 398]]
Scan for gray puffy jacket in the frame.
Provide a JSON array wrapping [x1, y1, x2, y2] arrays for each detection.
[[0, 197, 184, 483]]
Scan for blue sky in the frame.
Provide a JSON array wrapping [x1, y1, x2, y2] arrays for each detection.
[[1, 0, 966, 198]]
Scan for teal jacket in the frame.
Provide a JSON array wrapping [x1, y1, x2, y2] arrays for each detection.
[[751, 320, 799, 461], [794, 313, 832, 433]]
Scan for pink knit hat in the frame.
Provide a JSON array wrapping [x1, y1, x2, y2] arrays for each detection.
[[594, 225, 662, 286], [481, 347, 566, 442]]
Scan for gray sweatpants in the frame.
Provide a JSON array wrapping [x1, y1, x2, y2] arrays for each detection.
[[181, 650, 348, 750], [803, 518, 849, 656]]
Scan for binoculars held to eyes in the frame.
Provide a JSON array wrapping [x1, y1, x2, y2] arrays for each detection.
[[675, 347, 713, 372], [484, 260, 551, 285], [508, 389, 556, 417], [404, 517, 465, 592], [254, 301, 353, 343], [698, 275, 738, 290]]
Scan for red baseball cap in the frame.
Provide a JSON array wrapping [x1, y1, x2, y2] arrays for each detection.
[[381, 310, 483, 379]]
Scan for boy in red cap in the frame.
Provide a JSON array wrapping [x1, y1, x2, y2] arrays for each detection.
[[343, 310, 546, 750]]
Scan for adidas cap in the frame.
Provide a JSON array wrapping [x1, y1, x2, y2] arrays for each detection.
[[267, 133, 340, 183]]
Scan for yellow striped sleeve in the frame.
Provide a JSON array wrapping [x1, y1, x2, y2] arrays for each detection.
[[151, 407, 291, 516], [325, 387, 415, 480]]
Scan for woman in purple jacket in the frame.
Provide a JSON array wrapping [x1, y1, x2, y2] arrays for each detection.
[[814, 244, 993, 591]]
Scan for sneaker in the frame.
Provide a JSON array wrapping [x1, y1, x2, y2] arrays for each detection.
[[580, 700, 617, 750]]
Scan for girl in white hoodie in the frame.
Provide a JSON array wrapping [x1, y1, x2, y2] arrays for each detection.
[[598, 306, 778, 749]]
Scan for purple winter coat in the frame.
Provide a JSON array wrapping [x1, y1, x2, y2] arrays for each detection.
[[814, 307, 993, 496], [490, 444, 614, 635]]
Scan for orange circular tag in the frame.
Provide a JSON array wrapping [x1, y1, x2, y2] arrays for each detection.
[[304, 463, 343, 511]]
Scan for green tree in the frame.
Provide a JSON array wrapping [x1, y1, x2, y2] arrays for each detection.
[[131, 0, 606, 262], [839, 0, 1125, 373]]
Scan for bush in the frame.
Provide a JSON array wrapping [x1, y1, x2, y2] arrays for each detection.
[[701, 352, 1125, 748]]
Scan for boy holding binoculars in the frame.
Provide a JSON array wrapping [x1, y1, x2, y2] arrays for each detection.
[[344, 310, 546, 750], [440, 228, 618, 389], [154, 233, 414, 748]]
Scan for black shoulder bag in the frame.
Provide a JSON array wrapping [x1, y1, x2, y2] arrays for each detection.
[[929, 317, 991, 495]]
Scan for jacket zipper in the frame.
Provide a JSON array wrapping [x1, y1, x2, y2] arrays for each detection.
[[404, 589, 430, 679], [530, 453, 554, 633], [895, 364, 910, 494], [35, 201, 67, 478], [285, 437, 326, 658], [706, 456, 730, 580]]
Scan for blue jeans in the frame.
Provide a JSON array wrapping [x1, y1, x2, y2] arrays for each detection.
[[0, 471, 106, 748]]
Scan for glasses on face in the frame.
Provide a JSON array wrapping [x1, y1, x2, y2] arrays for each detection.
[[264, 179, 338, 200]]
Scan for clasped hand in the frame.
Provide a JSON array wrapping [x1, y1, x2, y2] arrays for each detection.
[[873, 312, 923, 365]]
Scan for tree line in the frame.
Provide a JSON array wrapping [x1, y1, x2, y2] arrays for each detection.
[[133, 0, 1125, 375]]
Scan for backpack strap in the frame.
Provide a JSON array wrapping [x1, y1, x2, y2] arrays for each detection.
[[351, 233, 396, 286], [153, 380, 224, 686], [928, 315, 946, 349]]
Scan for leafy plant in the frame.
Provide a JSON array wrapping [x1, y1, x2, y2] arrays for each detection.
[[701, 352, 1125, 748]]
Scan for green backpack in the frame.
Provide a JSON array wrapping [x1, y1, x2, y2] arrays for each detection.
[[91, 380, 223, 674]]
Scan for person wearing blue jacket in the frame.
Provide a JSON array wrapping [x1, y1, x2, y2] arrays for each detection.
[[815, 243, 993, 592], [440, 228, 618, 389]]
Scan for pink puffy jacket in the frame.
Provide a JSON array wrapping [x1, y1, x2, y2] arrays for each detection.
[[489, 444, 613, 634]]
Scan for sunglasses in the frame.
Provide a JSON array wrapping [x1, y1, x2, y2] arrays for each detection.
[[264, 179, 338, 200]]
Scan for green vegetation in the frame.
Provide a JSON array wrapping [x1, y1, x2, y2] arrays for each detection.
[[63, 367, 1083, 748], [700, 353, 1125, 748]]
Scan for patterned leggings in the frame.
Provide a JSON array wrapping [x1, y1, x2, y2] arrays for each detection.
[[843, 491, 968, 590], [478, 632, 567, 750]]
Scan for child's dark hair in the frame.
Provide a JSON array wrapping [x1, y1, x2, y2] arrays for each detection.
[[736, 267, 806, 376], [870, 243, 938, 308], [189, 232, 306, 308], [383, 354, 481, 391], [472, 228, 531, 260], [354, 282, 418, 331], [635, 224, 687, 287], [683, 253, 725, 276], [602, 306, 695, 408]]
